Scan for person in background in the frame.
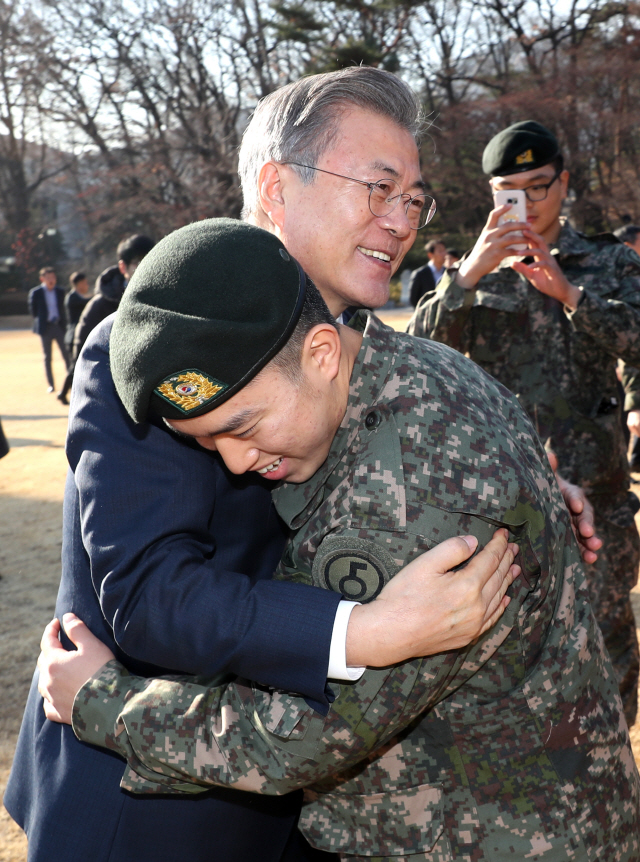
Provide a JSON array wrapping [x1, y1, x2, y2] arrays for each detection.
[[408, 238, 446, 307], [616, 224, 640, 258], [614, 225, 640, 472], [409, 120, 640, 725], [73, 234, 154, 361], [28, 267, 70, 393], [444, 247, 460, 268], [0, 417, 9, 459], [57, 272, 91, 405]]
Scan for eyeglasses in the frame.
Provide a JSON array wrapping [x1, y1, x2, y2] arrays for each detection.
[[520, 169, 561, 202], [281, 162, 437, 230]]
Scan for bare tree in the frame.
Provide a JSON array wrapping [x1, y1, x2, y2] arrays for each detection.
[[0, 1, 70, 236]]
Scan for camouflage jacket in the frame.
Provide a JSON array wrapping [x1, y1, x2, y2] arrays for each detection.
[[408, 220, 640, 495], [73, 313, 639, 861]]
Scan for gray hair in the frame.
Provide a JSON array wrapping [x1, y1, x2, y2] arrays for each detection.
[[238, 66, 425, 220]]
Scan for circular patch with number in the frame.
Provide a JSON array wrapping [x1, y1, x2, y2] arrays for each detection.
[[312, 536, 399, 604]]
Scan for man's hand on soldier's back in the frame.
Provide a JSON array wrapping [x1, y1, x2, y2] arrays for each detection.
[[346, 529, 519, 667], [547, 450, 602, 565], [38, 530, 519, 725]]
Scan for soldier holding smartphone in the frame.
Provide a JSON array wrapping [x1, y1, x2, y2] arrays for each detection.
[[409, 120, 640, 726]]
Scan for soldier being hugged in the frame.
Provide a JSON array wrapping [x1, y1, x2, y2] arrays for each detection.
[[39, 219, 639, 861]]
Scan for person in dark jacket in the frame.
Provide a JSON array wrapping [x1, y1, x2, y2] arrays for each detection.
[[64, 272, 91, 346], [408, 239, 446, 307], [72, 235, 154, 362], [0, 418, 9, 459], [28, 267, 70, 392], [57, 273, 91, 405]]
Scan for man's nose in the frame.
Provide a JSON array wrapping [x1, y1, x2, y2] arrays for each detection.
[[376, 201, 412, 236], [213, 438, 257, 474]]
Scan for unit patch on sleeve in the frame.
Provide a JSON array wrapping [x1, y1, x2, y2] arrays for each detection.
[[312, 535, 400, 603]]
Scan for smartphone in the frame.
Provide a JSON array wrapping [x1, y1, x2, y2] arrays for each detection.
[[493, 188, 527, 252]]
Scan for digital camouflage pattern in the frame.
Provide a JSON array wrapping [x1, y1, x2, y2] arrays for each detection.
[[408, 219, 640, 724], [73, 312, 640, 861]]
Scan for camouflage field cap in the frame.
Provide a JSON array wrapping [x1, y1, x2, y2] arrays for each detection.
[[482, 120, 560, 177], [110, 218, 307, 423]]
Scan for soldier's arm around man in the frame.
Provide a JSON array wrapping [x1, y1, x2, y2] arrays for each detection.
[[38, 221, 639, 861]]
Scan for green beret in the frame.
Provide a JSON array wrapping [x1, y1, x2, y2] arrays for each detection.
[[482, 120, 560, 176], [110, 218, 306, 424]]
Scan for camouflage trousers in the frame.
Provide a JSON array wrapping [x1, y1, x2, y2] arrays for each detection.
[[586, 491, 640, 727]]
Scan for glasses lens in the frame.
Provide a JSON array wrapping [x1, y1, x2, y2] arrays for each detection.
[[369, 179, 402, 217], [525, 172, 558, 203], [410, 195, 437, 229], [525, 186, 547, 202], [368, 181, 436, 229]]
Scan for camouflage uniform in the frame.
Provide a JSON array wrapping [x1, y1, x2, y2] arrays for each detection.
[[73, 312, 640, 861], [408, 219, 640, 725]]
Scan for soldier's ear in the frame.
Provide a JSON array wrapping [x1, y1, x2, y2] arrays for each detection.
[[258, 162, 286, 230], [302, 324, 342, 384], [559, 170, 569, 200]]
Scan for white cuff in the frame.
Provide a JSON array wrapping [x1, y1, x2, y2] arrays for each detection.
[[328, 600, 365, 681]]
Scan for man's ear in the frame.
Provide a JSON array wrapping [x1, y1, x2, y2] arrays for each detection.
[[302, 324, 342, 383], [559, 169, 570, 200], [117, 260, 127, 276], [258, 162, 286, 231]]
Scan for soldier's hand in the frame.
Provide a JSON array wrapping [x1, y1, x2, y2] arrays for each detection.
[[346, 529, 520, 668], [511, 230, 582, 308], [38, 614, 115, 725], [455, 205, 529, 289], [547, 450, 602, 565]]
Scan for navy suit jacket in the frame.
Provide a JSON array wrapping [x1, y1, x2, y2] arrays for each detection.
[[28, 284, 66, 334], [6, 317, 340, 862]]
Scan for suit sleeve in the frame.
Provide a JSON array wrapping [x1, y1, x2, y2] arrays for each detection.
[[66, 319, 340, 703]]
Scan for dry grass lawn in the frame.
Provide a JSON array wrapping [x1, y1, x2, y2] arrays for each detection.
[[1, 311, 639, 861]]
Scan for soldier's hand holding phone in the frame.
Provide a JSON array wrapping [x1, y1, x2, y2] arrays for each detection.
[[455, 199, 529, 289], [511, 229, 582, 309]]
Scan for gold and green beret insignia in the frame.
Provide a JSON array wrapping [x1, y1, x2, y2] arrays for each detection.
[[515, 148, 534, 165], [155, 369, 228, 414]]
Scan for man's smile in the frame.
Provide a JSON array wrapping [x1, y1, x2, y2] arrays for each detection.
[[257, 456, 283, 475], [357, 246, 392, 263]]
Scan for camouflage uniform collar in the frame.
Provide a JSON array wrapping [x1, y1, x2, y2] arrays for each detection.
[[554, 218, 595, 259], [273, 310, 394, 529]]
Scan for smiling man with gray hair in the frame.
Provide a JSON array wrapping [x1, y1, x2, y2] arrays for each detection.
[[7, 67, 521, 862]]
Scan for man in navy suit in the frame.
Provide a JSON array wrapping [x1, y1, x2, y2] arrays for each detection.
[[28, 267, 70, 392], [6, 67, 588, 862]]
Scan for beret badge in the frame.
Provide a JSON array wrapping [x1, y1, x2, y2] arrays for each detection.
[[515, 148, 534, 165], [155, 369, 228, 414]]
